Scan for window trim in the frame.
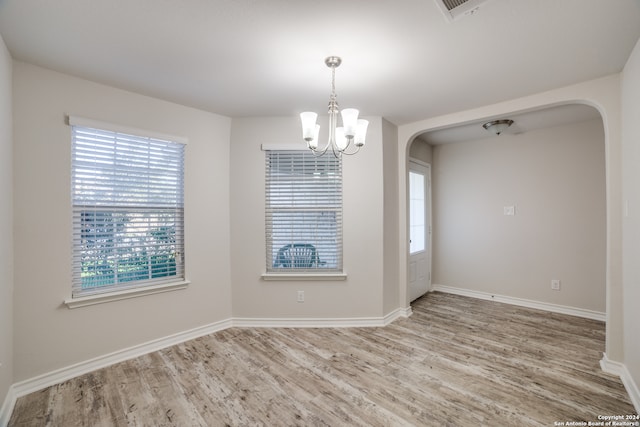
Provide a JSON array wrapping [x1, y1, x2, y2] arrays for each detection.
[[64, 280, 190, 309], [68, 116, 188, 145], [261, 272, 347, 281], [68, 115, 187, 301]]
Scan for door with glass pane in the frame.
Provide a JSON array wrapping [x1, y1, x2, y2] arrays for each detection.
[[408, 160, 431, 302]]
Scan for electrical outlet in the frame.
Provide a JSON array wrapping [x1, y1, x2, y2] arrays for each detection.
[[297, 290, 305, 303], [551, 279, 561, 291], [503, 206, 515, 216]]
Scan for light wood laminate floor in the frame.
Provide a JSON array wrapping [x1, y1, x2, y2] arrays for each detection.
[[9, 292, 637, 426]]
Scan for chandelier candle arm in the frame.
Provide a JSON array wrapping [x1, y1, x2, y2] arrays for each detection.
[[335, 127, 347, 150], [310, 124, 320, 149], [300, 56, 367, 157]]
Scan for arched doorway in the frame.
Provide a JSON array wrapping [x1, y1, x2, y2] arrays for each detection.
[[405, 104, 606, 313], [398, 85, 624, 365]]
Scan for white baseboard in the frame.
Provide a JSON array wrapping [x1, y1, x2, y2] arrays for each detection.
[[430, 286, 637, 413], [621, 367, 640, 414], [0, 318, 233, 425], [232, 317, 384, 328], [0, 385, 16, 427], [600, 353, 640, 414], [386, 306, 413, 323], [232, 308, 412, 329], [431, 284, 606, 321], [0, 309, 414, 424], [600, 352, 626, 376]]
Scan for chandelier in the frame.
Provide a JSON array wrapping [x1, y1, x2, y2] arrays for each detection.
[[300, 56, 368, 157]]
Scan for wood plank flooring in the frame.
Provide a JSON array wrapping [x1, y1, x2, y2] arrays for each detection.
[[9, 292, 637, 426]]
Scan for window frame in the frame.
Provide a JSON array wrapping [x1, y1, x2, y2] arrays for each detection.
[[66, 116, 189, 307], [262, 145, 347, 281]]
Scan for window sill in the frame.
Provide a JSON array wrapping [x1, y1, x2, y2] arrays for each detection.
[[261, 273, 347, 281], [64, 280, 190, 309]]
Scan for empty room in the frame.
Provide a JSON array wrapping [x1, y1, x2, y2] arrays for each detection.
[[1, 0, 640, 425]]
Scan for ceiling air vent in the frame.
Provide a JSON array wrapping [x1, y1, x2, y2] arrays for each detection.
[[434, 0, 488, 22]]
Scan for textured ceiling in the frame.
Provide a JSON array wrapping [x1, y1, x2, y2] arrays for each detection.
[[0, 0, 639, 126]]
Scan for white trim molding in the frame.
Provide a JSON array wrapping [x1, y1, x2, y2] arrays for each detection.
[[431, 284, 606, 321], [234, 308, 412, 329], [67, 115, 188, 145], [261, 273, 347, 281], [1, 318, 232, 424], [64, 280, 190, 309], [0, 386, 17, 427], [385, 306, 413, 324], [600, 353, 640, 414], [431, 285, 638, 413], [600, 352, 627, 377], [0, 311, 414, 423]]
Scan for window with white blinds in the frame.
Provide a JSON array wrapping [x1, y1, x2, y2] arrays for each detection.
[[265, 150, 343, 273], [71, 119, 185, 297]]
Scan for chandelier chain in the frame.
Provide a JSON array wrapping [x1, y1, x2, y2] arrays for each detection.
[[328, 64, 338, 114]]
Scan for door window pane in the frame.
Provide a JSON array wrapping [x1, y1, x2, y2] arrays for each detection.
[[410, 171, 425, 254]]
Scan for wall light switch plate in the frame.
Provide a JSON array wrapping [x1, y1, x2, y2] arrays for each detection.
[[504, 206, 515, 216]]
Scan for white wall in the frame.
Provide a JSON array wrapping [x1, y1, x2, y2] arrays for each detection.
[[382, 118, 400, 314], [12, 62, 233, 381], [622, 37, 640, 400], [431, 119, 606, 312], [0, 34, 14, 412], [229, 116, 391, 319]]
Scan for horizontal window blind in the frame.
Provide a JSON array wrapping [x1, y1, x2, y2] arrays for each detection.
[[71, 125, 185, 297], [265, 150, 342, 272]]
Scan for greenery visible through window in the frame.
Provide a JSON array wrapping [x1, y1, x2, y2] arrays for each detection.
[[265, 150, 343, 273], [70, 118, 185, 297]]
